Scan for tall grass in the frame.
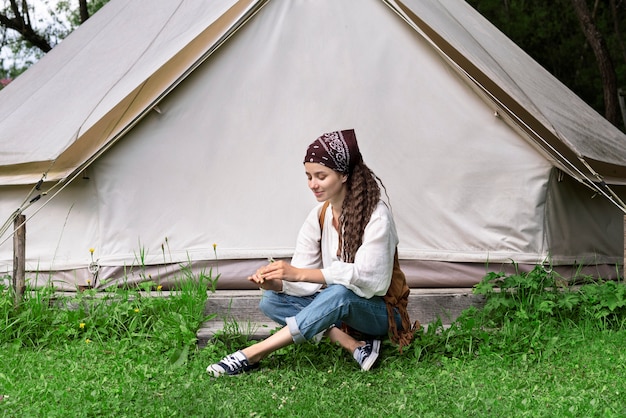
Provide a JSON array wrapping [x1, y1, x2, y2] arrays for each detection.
[[0, 264, 217, 363]]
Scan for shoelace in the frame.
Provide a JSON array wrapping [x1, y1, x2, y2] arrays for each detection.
[[221, 354, 246, 370], [355, 345, 371, 362]]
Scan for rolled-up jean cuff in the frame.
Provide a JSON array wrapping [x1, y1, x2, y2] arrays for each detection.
[[286, 316, 306, 344]]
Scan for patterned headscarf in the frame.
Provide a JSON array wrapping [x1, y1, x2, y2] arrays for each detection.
[[303, 129, 362, 174]]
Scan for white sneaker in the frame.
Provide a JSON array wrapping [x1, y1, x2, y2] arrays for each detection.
[[353, 339, 381, 371], [206, 350, 259, 377]]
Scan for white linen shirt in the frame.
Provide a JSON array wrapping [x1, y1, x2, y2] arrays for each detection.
[[282, 200, 399, 299]]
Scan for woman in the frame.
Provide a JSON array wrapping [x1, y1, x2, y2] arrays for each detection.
[[207, 129, 413, 377]]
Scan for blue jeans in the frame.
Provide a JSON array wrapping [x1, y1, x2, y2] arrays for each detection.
[[259, 284, 398, 344]]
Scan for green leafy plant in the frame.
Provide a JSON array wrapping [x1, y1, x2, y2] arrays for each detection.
[[577, 279, 626, 328], [409, 264, 626, 363]]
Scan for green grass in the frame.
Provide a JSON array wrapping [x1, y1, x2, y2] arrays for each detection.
[[1, 328, 625, 417], [1, 265, 626, 417]]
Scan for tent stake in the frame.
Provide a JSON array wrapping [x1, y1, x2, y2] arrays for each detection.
[[13, 214, 26, 307]]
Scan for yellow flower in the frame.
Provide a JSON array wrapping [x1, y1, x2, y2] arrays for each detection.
[[89, 248, 95, 254], [134, 308, 140, 313], [85, 339, 92, 344], [156, 285, 163, 291], [213, 243, 217, 251], [79, 323, 85, 329], [86, 280, 91, 285]]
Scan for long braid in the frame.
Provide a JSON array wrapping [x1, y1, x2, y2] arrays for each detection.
[[340, 161, 381, 262]]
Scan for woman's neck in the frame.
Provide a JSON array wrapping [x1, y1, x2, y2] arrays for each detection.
[[329, 198, 343, 221], [328, 185, 346, 225]]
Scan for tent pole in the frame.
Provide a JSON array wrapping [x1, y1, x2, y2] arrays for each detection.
[[13, 214, 26, 307]]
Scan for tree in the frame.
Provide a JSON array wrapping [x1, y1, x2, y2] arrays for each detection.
[[0, 1, 53, 53], [0, 0, 108, 80], [570, 0, 619, 126]]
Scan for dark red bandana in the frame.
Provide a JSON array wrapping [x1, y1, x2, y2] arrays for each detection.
[[303, 129, 362, 174]]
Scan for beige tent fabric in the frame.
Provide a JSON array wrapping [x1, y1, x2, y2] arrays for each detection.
[[0, 0, 268, 185], [0, 0, 624, 187], [0, 0, 624, 289]]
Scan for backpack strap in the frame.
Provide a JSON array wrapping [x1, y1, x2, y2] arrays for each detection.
[[318, 200, 342, 258], [318, 200, 330, 232]]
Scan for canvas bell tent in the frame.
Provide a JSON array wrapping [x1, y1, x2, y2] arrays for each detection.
[[0, 0, 625, 291]]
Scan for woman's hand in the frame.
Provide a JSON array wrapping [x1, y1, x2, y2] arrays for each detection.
[[258, 260, 298, 282], [248, 274, 283, 292], [247, 272, 283, 291], [247, 260, 295, 291], [248, 260, 325, 289]]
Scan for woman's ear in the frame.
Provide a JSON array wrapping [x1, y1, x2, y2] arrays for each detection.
[[341, 174, 348, 183]]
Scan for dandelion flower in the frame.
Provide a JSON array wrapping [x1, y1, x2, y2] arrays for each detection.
[[213, 243, 217, 251], [156, 285, 163, 291], [79, 323, 85, 329], [89, 248, 95, 254], [85, 339, 92, 344], [134, 308, 140, 313]]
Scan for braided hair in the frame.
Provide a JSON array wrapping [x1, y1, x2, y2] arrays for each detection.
[[340, 161, 387, 263]]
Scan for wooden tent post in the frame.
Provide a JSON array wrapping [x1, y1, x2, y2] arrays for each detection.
[[13, 214, 26, 306]]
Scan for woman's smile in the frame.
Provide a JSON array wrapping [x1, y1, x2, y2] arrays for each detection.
[[304, 162, 347, 205]]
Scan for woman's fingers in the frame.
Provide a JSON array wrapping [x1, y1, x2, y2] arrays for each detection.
[[248, 272, 265, 284], [250, 260, 288, 284]]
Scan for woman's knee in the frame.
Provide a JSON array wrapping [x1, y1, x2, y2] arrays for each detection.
[[318, 285, 358, 307], [258, 291, 313, 325], [258, 291, 278, 316]]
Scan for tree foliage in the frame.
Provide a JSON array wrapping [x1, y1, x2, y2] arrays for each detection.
[[0, 0, 108, 80]]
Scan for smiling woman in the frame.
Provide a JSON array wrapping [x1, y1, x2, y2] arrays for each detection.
[[206, 129, 418, 377]]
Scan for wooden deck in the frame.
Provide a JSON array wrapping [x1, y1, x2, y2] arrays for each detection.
[[197, 288, 485, 347]]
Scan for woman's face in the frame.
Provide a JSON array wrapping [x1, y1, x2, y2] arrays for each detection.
[[304, 162, 347, 204]]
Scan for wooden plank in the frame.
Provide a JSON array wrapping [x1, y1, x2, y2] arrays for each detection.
[[197, 321, 279, 348], [203, 289, 483, 321], [197, 289, 484, 346], [13, 214, 26, 307]]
